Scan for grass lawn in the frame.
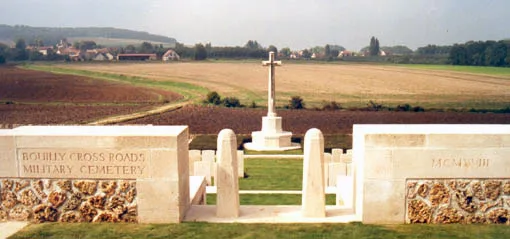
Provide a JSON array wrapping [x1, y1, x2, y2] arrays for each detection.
[[205, 158, 335, 205], [240, 158, 303, 190], [11, 222, 510, 239], [206, 194, 336, 205]]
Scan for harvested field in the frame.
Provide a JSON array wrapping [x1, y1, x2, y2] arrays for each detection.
[[0, 66, 181, 103], [124, 105, 510, 135], [58, 62, 510, 108]]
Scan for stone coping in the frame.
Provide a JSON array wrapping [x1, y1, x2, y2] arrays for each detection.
[[353, 124, 510, 134], [184, 205, 355, 223], [12, 125, 188, 136], [0, 222, 29, 239]]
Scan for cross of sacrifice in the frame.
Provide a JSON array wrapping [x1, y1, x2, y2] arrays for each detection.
[[262, 51, 282, 117]]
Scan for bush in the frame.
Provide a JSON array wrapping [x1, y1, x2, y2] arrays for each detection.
[[205, 91, 222, 105], [249, 101, 257, 108], [321, 101, 342, 111], [396, 104, 411, 112], [412, 106, 425, 112], [287, 96, 305, 109], [367, 100, 384, 111], [0, 55, 5, 64], [223, 97, 242, 108]]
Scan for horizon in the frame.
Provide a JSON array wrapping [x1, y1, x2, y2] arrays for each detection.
[[1, 0, 509, 51]]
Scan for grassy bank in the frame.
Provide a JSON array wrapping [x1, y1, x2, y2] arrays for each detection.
[[11, 222, 510, 239], [403, 64, 510, 76]]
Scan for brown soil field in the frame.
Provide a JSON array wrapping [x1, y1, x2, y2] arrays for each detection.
[[124, 105, 510, 135], [0, 66, 182, 103], [0, 66, 185, 124], [59, 62, 510, 108], [0, 104, 157, 125]]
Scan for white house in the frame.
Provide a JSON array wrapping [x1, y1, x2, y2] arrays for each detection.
[[162, 49, 180, 61]]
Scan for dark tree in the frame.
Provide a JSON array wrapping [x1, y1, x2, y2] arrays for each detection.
[[267, 45, 278, 56], [301, 49, 311, 59], [125, 45, 136, 53], [15, 38, 26, 50], [245, 40, 261, 49], [194, 43, 207, 60], [280, 47, 291, 58], [288, 96, 305, 109], [324, 44, 331, 57], [369, 36, 380, 56], [139, 41, 154, 53]]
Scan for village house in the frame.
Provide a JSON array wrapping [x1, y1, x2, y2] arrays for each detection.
[[338, 50, 355, 58], [162, 49, 180, 61]]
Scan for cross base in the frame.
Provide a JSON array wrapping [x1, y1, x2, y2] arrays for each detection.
[[244, 116, 301, 151]]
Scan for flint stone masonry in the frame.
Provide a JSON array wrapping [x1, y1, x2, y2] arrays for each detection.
[[0, 125, 190, 223], [407, 179, 510, 224], [353, 124, 510, 224], [0, 179, 137, 223]]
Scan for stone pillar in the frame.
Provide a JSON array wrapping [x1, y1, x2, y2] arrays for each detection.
[[302, 128, 326, 217], [216, 129, 240, 218]]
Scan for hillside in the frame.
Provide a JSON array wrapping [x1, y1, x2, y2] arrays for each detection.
[[0, 25, 176, 47]]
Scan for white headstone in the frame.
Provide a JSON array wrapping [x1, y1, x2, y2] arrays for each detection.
[[332, 148, 343, 163], [189, 150, 202, 175], [323, 153, 332, 186], [302, 128, 326, 217], [194, 161, 213, 185], [336, 176, 354, 208], [237, 150, 244, 178]]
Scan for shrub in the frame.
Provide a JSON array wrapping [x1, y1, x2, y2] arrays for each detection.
[[321, 101, 342, 111], [412, 106, 425, 112], [396, 104, 411, 112], [223, 97, 242, 108], [249, 101, 257, 108], [367, 100, 384, 111], [205, 91, 222, 105], [288, 96, 305, 109]]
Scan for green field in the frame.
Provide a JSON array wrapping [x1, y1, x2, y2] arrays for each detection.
[[404, 64, 510, 76]]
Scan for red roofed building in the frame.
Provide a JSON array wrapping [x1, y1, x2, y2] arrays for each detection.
[[117, 53, 157, 61]]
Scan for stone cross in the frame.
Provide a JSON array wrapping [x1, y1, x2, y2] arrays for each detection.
[[262, 51, 282, 117]]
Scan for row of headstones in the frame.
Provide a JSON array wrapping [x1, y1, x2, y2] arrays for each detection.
[[325, 149, 353, 187], [214, 128, 347, 218], [189, 147, 352, 188], [189, 149, 244, 185]]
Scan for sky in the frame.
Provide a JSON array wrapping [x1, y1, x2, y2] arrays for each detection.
[[0, 0, 509, 51]]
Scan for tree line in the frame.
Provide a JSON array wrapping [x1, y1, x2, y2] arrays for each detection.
[[448, 40, 510, 67]]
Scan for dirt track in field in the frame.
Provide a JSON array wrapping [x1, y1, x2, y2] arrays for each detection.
[[123, 105, 510, 135], [59, 62, 510, 107]]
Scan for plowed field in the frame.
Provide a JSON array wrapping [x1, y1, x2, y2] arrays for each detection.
[[0, 66, 182, 124], [0, 66, 181, 103], [124, 105, 510, 135]]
